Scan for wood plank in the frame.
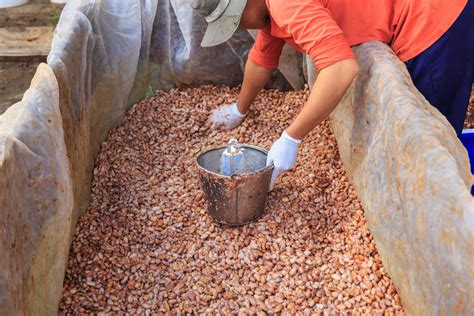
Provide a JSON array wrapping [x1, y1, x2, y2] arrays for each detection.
[[0, 26, 53, 57]]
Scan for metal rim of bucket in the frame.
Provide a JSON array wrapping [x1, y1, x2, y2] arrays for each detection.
[[196, 144, 274, 178]]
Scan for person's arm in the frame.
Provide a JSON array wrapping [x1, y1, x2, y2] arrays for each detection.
[[236, 59, 273, 114], [209, 28, 284, 130], [266, 58, 358, 190], [265, 0, 359, 189], [208, 59, 273, 130], [286, 58, 359, 139]]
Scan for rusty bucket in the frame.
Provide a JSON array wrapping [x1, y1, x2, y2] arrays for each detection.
[[196, 140, 273, 226]]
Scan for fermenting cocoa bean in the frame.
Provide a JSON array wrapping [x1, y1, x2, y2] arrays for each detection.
[[59, 86, 406, 315]]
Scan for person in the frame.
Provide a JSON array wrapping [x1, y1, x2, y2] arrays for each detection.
[[190, 0, 474, 189]]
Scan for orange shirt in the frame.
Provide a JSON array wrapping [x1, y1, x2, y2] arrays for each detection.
[[249, 0, 467, 70]]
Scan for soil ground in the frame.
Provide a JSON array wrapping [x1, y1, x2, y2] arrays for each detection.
[[0, 0, 63, 114]]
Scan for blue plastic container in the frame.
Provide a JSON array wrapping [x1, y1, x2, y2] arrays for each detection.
[[460, 129, 474, 194]]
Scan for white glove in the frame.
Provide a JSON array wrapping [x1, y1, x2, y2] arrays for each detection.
[[209, 102, 246, 130], [266, 131, 301, 190]]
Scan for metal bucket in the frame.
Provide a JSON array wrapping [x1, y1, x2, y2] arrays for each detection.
[[196, 143, 273, 226]]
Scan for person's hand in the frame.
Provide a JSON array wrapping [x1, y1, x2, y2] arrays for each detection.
[[266, 131, 301, 190], [209, 102, 246, 130]]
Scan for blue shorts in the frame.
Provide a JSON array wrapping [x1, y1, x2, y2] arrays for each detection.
[[405, 0, 474, 137]]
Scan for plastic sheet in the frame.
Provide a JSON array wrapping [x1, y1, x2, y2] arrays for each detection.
[[47, 0, 158, 239], [0, 64, 73, 315], [147, 0, 300, 91], [330, 41, 474, 315], [0, 0, 157, 313]]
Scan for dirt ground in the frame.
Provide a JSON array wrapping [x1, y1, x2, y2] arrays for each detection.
[[0, 0, 62, 28], [0, 59, 43, 114], [0, 0, 63, 114]]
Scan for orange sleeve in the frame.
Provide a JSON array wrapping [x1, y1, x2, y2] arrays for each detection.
[[248, 26, 285, 69], [269, 0, 355, 70]]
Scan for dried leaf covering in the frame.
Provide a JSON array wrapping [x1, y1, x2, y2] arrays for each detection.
[[59, 86, 404, 315]]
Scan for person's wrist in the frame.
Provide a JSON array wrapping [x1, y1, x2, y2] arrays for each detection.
[[234, 102, 248, 117], [282, 130, 302, 144], [284, 125, 305, 142]]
